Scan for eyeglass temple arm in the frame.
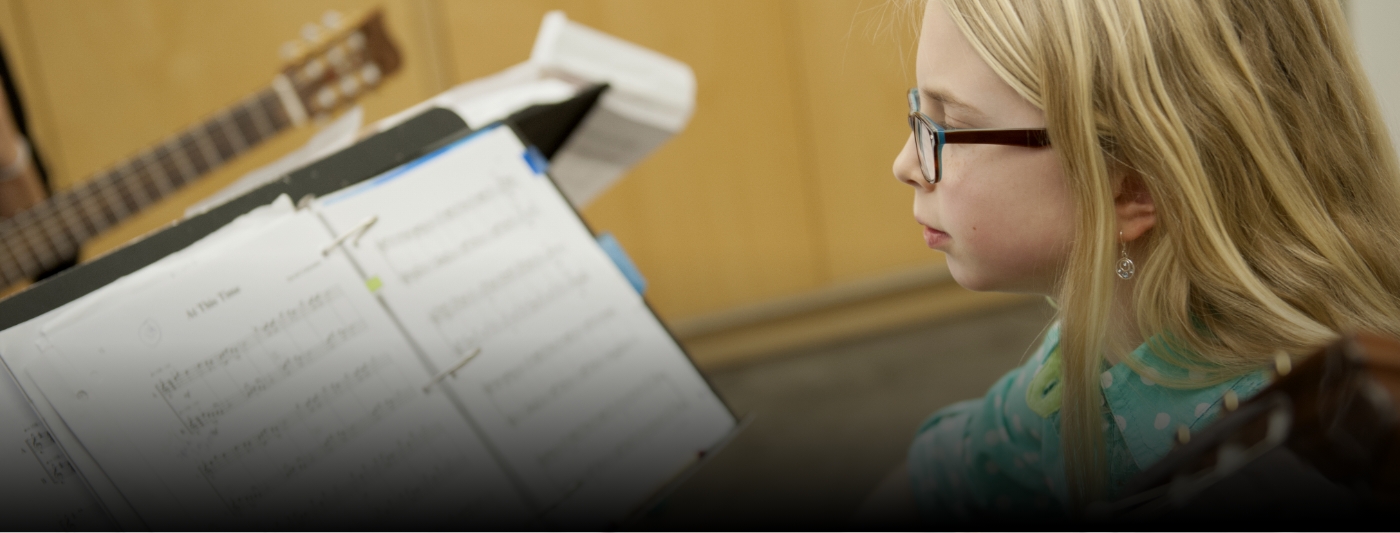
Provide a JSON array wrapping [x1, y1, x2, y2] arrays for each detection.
[[942, 129, 1050, 147]]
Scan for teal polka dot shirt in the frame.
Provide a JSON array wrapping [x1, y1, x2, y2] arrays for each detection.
[[907, 323, 1270, 521]]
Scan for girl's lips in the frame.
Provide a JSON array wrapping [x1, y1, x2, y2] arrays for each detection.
[[923, 226, 950, 248]]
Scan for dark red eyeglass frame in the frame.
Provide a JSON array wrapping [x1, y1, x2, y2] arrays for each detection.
[[907, 88, 1051, 184]]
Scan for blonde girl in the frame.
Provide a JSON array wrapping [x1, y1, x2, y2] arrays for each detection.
[[872, 0, 1400, 523]]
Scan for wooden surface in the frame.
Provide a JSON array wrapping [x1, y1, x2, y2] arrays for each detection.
[[0, 0, 1012, 361]]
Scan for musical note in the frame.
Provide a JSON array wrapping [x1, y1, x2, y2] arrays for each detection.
[[25, 211, 529, 528], [481, 308, 617, 396], [370, 176, 544, 285], [195, 355, 392, 477], [152, 285, 370, 433], [440, 270, 589, 358], [427, 245, 562, 326], [154, 286, 348, 396], [24, 423, 78, 485], [222, 388, 418, 514]]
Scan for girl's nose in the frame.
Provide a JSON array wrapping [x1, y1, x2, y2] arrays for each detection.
[[894, 134, 933, 191]]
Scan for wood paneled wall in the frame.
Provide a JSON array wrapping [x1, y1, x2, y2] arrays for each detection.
[[0, 1, 1019, 364]]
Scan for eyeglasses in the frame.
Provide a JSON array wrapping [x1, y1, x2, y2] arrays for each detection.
[[907, 88, 1051, 184]]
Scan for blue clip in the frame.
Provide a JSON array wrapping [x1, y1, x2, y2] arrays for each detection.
[[522, 146, 549, 176], [595, 232, 647, 295]]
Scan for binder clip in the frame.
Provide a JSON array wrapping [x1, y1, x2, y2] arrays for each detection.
[[421, 347, 482, 393], [322, 215, 378, 256]]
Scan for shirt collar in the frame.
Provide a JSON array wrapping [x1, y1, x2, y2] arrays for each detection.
[[1099, 337, 1271, 469]]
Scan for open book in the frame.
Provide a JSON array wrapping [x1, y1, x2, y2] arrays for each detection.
[[5, 125, 735, 529]]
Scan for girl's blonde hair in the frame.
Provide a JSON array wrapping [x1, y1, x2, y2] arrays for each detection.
[[929, 0, 1400, 509]]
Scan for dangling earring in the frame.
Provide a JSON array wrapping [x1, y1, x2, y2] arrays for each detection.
[[1116, 232, 1136, 280]]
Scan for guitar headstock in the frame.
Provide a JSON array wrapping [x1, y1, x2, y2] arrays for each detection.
[[278, 9, 402, 119]]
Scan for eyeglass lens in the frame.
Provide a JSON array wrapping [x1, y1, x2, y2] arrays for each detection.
[[908, 90, 939, 184]]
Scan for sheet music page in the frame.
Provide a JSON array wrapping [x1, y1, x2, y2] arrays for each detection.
[[0, 337, 111, 531], [24, 210, 533, 529], [0, 195, 300, 531], [314, 125, 735, 525]]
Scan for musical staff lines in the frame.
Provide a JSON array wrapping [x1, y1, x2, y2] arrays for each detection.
[[195, 355, 393, 477], [220, 387, 419, 514], [153, 286, 369, 433], [276, 423, 452, 528], [427, 245, 562, 326], [437, 269, 589, 359], [481, 308, 617, 397], [536, 375, 688, 490], [373, 177, 541, 285]]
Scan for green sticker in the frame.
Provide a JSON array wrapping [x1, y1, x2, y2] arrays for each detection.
[[1026, 346, 1063, 418], [365, 276, 383, 293]]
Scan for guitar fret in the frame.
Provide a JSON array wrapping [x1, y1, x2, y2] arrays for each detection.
[[51, 199, 90, 244], [260, 90, 293, 130], [86, 174, 125, 223], [231, 105, 262, 148], [39, 207, 79, 259], [168, 135, 201, 182], [0, 222, 27, 283], [97, 175, 133, 221], [11, 209, 53, 267], [0, 244, 24, 285], [16, 221, 58, 274], [216, 111, 248, 154], [134, 150, 172, 198], [146, 144, 183, 194], [57, 195, 97, 241], [13, 236, 45, 276], [74, 186, 116, 235], [247, 94, 276, 140], [113, 164, 155, 209], [191, 127, 223, 172], [3, 231, 40, 279], [153, 145, 187, 192]]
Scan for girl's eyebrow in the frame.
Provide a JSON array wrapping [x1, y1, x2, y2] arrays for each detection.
[[921, 88, 985, 119]]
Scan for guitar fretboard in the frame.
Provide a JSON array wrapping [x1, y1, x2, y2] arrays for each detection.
[[0, 88, 291, 287]]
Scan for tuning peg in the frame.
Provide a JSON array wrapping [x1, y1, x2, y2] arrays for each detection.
[[301, 22, 322, 44], [339, 76, 360, 97], [322, 10, 344, 30], [359, 64, 381, 86], [279, 40, 304, 61], [347, 31, 366, 52], [327, 46, 347, 68], [315, 86, 338, 111]]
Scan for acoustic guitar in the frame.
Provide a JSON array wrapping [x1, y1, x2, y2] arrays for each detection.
[[0, 9, 401, 293]]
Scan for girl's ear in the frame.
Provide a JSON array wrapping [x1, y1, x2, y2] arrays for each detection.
[[1115, 171, 1156, 241]]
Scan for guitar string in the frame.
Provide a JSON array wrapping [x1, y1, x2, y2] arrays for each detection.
[[0, 91, 288, 281], [5, 99, 270, 253], [0, 100, 266, 283], [1, 39, 382, 282]]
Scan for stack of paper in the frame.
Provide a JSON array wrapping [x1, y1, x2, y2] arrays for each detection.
[[375, 10, 695, 209]]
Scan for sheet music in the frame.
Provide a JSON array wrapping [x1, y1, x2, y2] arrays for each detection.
[[0, 349, 111, 531], [24, 210, 533, 529], [314, 126, 734, 525], [0, 195, 301, 531]]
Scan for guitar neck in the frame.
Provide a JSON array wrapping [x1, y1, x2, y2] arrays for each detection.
[[0, 87, 292, 287]]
